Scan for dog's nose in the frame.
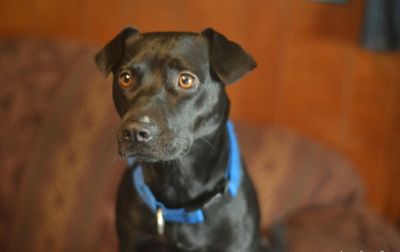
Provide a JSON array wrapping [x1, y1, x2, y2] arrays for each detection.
[[120, 122, 155, 143]]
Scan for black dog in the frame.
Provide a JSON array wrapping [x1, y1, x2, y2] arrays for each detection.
[[95, 27, 269, 252]]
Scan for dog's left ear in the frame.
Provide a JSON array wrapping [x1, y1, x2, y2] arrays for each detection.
[[201, 28, 257, 84], [95, 27, 139, 78]]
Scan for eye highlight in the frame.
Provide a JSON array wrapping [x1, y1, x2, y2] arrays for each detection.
[[178, 73, 197, 90], [118, 70, 134, 88]]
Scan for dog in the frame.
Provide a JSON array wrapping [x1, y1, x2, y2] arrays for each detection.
[[95, 27, 270, 252]]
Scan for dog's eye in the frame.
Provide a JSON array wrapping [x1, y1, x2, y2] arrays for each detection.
[[178, 73, 196, 89], [119, 71, 134, 88]]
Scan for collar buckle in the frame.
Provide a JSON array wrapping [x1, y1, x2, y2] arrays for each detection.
[[156, 207, 165, 235]]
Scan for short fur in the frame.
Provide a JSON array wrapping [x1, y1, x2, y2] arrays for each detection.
[[96, 27, 269, 252]]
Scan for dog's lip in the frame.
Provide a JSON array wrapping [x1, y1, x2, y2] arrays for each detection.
[[118, 138, 192, 162], [121, 150, 165, 163], [123, 151, 153, 160]]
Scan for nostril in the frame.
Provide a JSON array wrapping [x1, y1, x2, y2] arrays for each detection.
[[122, 129, 132, 141], [136, 129, 152, 142], [138, 130, 149, 139]]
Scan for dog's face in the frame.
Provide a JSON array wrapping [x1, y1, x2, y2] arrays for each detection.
[[95, 27, 256, 162]]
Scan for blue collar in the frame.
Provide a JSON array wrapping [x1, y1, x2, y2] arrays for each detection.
[[127, 120, 242, 224]]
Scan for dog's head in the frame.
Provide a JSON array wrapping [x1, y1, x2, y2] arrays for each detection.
[[95, 27, 256, 162]]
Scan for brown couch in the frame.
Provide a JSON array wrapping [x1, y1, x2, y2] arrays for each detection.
[[1, 38, 399, 252]]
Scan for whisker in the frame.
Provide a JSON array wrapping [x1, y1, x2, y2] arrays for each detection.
[[126, 52, 134, 61], [199, 137, 216, 151]]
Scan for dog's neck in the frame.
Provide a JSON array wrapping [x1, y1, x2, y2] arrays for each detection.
[[140, 123, 229, 209]]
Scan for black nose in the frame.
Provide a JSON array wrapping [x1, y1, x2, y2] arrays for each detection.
[[121, 122, 155, 143]]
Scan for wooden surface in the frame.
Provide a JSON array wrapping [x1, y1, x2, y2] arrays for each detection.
[[1, 0, 399, 226]]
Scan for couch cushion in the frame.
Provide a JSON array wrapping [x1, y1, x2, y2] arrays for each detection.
[[236, 124, 363, 227]]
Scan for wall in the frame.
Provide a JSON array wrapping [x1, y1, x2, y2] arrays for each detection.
[[1, 0, 399, 226]]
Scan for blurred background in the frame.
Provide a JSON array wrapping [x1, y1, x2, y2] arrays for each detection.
[[1, 0, 400, 251]]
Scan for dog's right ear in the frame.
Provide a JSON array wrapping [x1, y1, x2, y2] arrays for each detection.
[[95, 27, 139, 78]]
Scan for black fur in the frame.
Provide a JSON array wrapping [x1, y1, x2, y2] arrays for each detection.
[[96, 27, 268, 252]]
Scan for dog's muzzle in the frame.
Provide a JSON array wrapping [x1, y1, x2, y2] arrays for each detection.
[[117, 119, 192, 161]]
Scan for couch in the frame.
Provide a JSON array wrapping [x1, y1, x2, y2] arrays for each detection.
[[1, 38, 399, 252]]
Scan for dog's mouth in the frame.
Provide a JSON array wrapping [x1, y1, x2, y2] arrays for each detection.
[[123, 152, 160, 163], [118, 136, 192, 163]]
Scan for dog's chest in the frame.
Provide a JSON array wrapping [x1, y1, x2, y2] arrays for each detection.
[[165, 222, 212, 249]]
